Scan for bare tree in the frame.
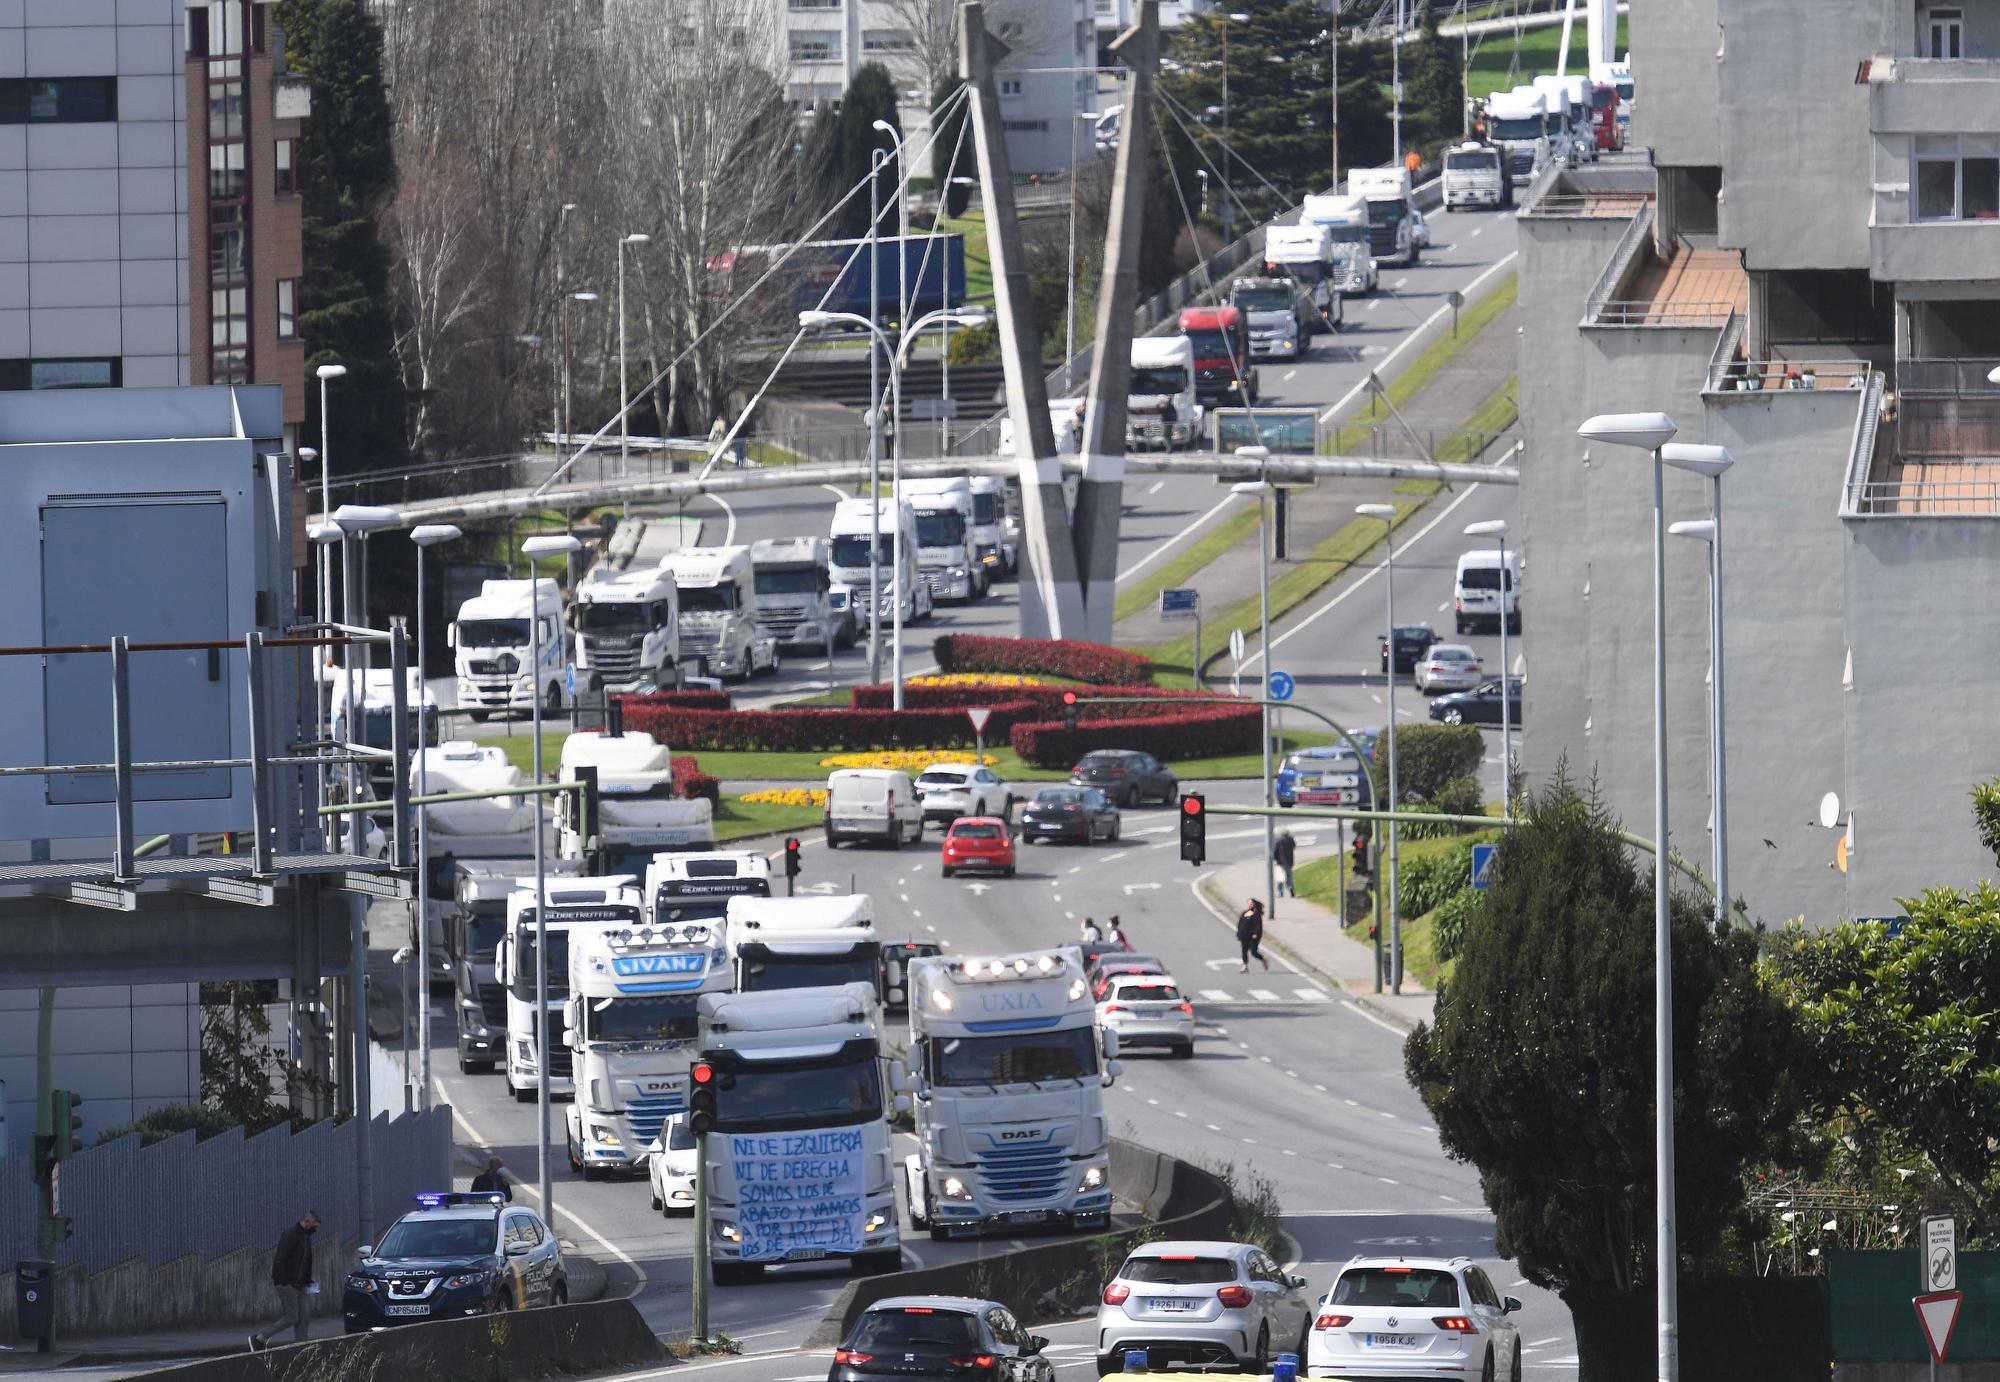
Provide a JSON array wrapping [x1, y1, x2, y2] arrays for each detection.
[[880, 0, 958, 98], [382, 157, 490, 455]]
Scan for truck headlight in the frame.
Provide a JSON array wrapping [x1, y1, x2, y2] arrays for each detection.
[[941, 1176, 972, 1201], [1080, 1164, 1107, 1192], [864, 1212, 891, 1233], [588, 1124, 621, 1146], [715, 1220, 742, 1243]]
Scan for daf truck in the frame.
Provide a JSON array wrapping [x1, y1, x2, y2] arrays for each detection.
[[694, 985, 904, 1282], [573, 566, 681, 693], [497, 877, 645, 1103], [1300, 194, 1379, 296], [1263, 222, 1341, 327], [827, 497, 934, 631], [966, 476, 1017, 577], [725, 894, 880, 999], [1126, 336, 1198, 451], [749, 537, 849, 652], [901, 948, 1118, 1240], [563, 913, 731, 1179], [557, 729, 715, 876], [1346, 167, 1419, 267], [895, 477, 986, 604], [1442, 140, 1514, 210], [1485, 86, 1553, 184], [661, 547, 779, 682], [451, 578, 567, 719]]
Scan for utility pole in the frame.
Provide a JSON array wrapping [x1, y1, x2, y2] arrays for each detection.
[[1391, 0, 1404, 167], [1330, 0, 1341, 186]]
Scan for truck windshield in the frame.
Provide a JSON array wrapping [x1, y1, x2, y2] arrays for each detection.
[[513, 930, 572, 998], [1326, 225, 1368, 246], [712, 1047, 883, 1131], [830, 535, 892, 568], [754, 568, 821, 595], [1232, 287, 1293, 311], [1130, 367, 1188, 395], [1365, 200, 1406, 228], [914, 511, 966, 546], [1274, 260, 1325, 284], [1490, 117, 1540, 141], [741, 954, 878, 992], [652, 899, 732, 924], [456, 619, 528, 647], [931, 1026, 1098, 1086], [1183, 329, 1236, 359], [462, 914, 505, 962], [1446, 151, 1496, 170], [971, 493, 999, 525], [585, 993, 700, 1044], [1542, 114, 1565, 137], [677, 586, 738, 613], [577, 602, 652, 632]]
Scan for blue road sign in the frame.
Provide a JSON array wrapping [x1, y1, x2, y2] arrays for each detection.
[[1160, 587, 1200, 620], [1268, 670, 1296, 702], [566, 664, 577, 697], [1471, 843, 1498, 890]]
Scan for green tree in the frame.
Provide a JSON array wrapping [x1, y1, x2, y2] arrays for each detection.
[[829, 63, 903, 241], [1404, 771, 1809, 1293], [930, 77, 973, 216], [1403, 1, 1465, 155], [1372, 723, 1485, 806], [277, 0, 409, 470]]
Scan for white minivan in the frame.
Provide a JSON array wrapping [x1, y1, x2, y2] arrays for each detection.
[[1454, 549, 1522, 636], [824, 768, 924, 848]]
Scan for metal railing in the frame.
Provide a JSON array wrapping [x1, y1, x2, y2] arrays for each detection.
[[1707, 355, 1875, 395], [1581, 200, 1657, 323], [1590, 299, 1738, 329], [1896, 356, 2000, 395], [1701, 310, 1746, 389], [1531, 193, 1653, 218], [1844, 474, 2000, 516]]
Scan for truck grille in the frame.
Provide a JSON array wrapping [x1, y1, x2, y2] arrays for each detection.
[[1368, 223, 1398, 257], [1508, 149, 1535, 177], [550, 1045, 573, 1079], [467, 660, 505, 676], [680, 629, 721, 654], [623, 1090, 686, 1147], [975, 1144, 1070, 1205], [478, 983, 507, 1027], [759, 606, 813, 636], [584, 644, 643, 675]]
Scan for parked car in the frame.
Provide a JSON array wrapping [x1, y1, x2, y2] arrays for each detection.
[[1095, 1239, 1314, 1373], [1095, 974, 1195, 1058], [645, 1114, 698, 1216], [1070, 750, 1178, 808], [824, 768, 923, 848], [941, 816, 1016, 878], [915, 762, 1015, 823], [830, 1295, 1055, 1382], [1381, 623, 1441, 675], [1428, 678, 1523, 727], [343, 1192, 565, 1332], [1019, 786, 1121, 844], [1307, 1255, 1522, 1382], [1414, 644, 1483, 694]]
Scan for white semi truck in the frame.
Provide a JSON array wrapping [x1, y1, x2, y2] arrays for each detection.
[[694, 985, 904, 1282], [827, 497, 934, 630], [557, 729, 715, 876], [1346, 167, 1419, 267], [748, 537, 849, 652], [414, 739, 544, 992], [660, 547, 779, 682], [902, 948, 1118, 1240], [1486, 85, 1553, 184], [1532, 74, 1597, 165], [573, 566, 682, 693], [497, 876, 645, 1103], [562, 912, 731, 1180], [645, 850, 773, 928], [1442, 140, 1513, 211], [1263, 222, 1341, 327], [965, 476, 1016, 578], [725, 894, 880, 999], [327, 666, 439, 798], [1300, 193, 1379, 296], [1125, 336, 1198, 451], [452, 577, 567, 720], [895, 477, 986, 604]]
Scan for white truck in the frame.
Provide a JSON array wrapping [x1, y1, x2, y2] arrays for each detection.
[[660, 546, 780, 682], [1533, 74, 1597, 165], [573, 566, 682, 694], [1125, 336, 1199, 451], [1263, 222, 1342, 328], [645, 850, 773, 928], [415, 739, 544, 991], [694, 984, 904, 1282], [557, 729, 715, 876], [902, 948, 1118, 1240], [451, 577, 567, 720], [1442, 140, 1513, 211], [895, 477, 986, 604], [1486, 86, 1553, 184], [749, 537, 849, 653], [497, 876, 645, 1103], [965, 476, 1016, 578], [563, 911, 731, 1180], [1345, 167, 1419, 268], [726, 894, 881, 999], [827, 497, 934, 631], [328, 666, 439, 798], [1300, 193, 1379, 296]]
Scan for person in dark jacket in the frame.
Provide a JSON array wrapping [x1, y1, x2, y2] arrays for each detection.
[[249, 1210, 319, 1351], [471, 1156, 512, 1201], [1273, 828, 1297, 897], [1236, 899, 1268, 973]]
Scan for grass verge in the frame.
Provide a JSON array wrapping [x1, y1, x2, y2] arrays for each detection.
[[713, 797, 825, 841], [1111, 502, 1262, 625], [1292, 825, 1503, 990], [938, 214, 995, 304], [1326, 277, 1518, 454], [1465, 15, 1628, 96]]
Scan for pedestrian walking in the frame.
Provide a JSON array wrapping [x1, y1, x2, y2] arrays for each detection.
[[471, 1155, 512, 1201], [1405, 148, 1423, 177], [1106, 915, 1130, 951], [1080, 916, 1102, 945], [1236, 899, 1269, 973], [248, 1210, 320, 1351], [1273, 828, 1297, 897]]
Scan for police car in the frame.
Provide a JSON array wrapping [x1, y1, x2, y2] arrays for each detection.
[[343, 1191, 566, 1332]]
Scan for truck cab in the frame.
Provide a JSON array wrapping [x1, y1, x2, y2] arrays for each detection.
[[1230, 275, 1314, 360], [1300, 193, 1379, 296], [1345, 167, 1418, 267], [1592, 58, 1633, 136], [827, 498, 934, 630], [1484, 86, 1552, 184], [965, 476, 1016, 577], [749, 536, 848, 652], [659, 546, 779, 682], [1588, 80, 1623, 151], [645, 850, 772, 928], [725, 893, 881, 1000], [416, 738, 545, 993], [572, 566, 680, 694], [1125, 336, 1198, 451], [327, 666, 437, 798], [1262, 223, 1342, 330], [895, 477, 987, 604], [451, 578, 567, 720], [1532, 75, 1596, 165], [556, 729, 715, 875], [497, 878, 644, 1103], [1442, 140, 1514, 211], [1177, 305, 1258, 406]]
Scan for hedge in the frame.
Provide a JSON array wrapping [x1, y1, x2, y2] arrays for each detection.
[[1431, 887, 1479, 963], [614, 689, 734, 713], [932, 634, 1155, 685], [1396, 839, 1478, 920], [671, 755, 720, 806], [621, 701, 1043, 753], [1008, 704, 1262, 768], [852, 683, 1228, 717]]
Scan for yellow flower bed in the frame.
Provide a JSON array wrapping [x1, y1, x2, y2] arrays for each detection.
[[906, 673, 1045, 688], [818, 749, 998, 772], [739, 788, 829, 808]]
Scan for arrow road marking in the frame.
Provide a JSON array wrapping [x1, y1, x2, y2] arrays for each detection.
[[1122, 882, 1161, 894], [965, 882, 991, 895]]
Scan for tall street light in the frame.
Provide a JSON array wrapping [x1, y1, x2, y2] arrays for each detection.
[[561, 290, 599, 466], [801, 306, 991, 710], [617, 234, 651, 482], [871, 120, 909, 341], [1391, 0, 1405, 167], [1662, 441, 1734, 929], [865, 145, 890, 687], [1464, 518, 1515, 807], [521, 531, 581, 1222], [409, 522, 461, 1111], [1231, 445, 1277, 919], [1577, 408, 1681, 1382], [1356, 504, 1403, 990], [315, 364, 348, 750]]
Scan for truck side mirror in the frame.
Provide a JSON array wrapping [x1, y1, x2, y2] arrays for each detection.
[[562, 997, 582, 1045], [1102, 1059, 1123, 1085], [892, 1093, 912, 1115], [445, 624, 458, 649]]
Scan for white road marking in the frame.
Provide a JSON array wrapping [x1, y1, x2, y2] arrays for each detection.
[[1282, 1148, 1298, 1156], [1295, 988, 1330, 1001], [1069, 865, 1084, 874], [1393, 277, 1410, 289], [1317, 250, 1519, 425], [1438, 601, 1451, 612], [1341, 999, 1409, 1035], [704, 492, 737, 547], [1364, 299, 1380, 311], [1248, 988, 1281, 1002], [1206, 1123, 1223, 1132], [1343, 1099, 1359, 1107], [1378, 1177, 1399, 1185], [1313, 1083, 1328, 1092], [1439, 1193, 1462, 1203], [910, 909, 922, 918], [1130, 824, 1175, 836], [1102, 850, 1129, 862], [1200, 988, 1234, 1001], [1175, 1110, 1188, 1118], [1282, 369, 1298, 381], [1146, 480, 1165, 495]]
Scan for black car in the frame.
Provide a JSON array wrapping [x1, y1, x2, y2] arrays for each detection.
[[1381, 622, 1441, 674], [829, 1295, 1054, 1382], [344, 1192, 566, 1332], [1427, 677, 1523, 726], [1019, 786, 1121, 844], [1069, 750, 1178, 808]]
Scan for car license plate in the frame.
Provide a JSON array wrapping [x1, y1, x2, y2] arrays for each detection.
[[785, 1248, 826, 1261], [1367, 1332, 1417, 1347], [1152, 1297, 1200, 1312], [384, 1304, 430, 1317], [1005, 1209, 1048, 1224]]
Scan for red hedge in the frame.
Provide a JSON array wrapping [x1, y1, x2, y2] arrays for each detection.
[[671, 755, 720, 805], [614, 689, 734, 713], [854, 682, 1227, 716], [1008, 705, 1262, 768], [622, 701, 1043, 754], [932, 635, 1155, 686]]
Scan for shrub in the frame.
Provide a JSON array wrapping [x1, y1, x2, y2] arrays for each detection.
[[671, 755, 720, 805], [1373, 723, 1485, 805], [853, 682, 1222, 717], [932, 634, 1155, 685], [94, 1102, 239, 1148], [614, 689, 733, 713], [1008, 704, 1262, 767], [1390, 803, 1456, 841], [1396, 841, 1476, 920], [622, 701, 1040, 753], [1431, 887, 1480, 962], [1432, 776, 1485, 825]]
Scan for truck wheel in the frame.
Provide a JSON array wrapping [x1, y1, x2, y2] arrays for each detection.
[[824, 827, 840, 850], [513, 1084, 533, 1104], [929, 1225, 953, 1242]]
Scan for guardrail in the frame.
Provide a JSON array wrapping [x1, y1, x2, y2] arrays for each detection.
[[1844, 474, 2000, 516], [1839, 371, 1887, 517], [1708, 355, 1874, 394], [1591, 299, 1737, 329], [1581, 200, 1656, 323]]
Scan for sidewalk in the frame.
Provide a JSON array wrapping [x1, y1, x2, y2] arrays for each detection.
[[1195, 850, 1436, 1034]]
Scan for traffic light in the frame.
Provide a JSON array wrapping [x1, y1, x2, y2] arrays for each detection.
[[1061, 690, 1079, 732], [783, 838, 802, 878], [31, 1133, 55, 1191], [689, 1062, 718, 1136], [51, 1090, 82, 1161], [1178, 793, 1205, 866], [1352, 835, 1371, 877]]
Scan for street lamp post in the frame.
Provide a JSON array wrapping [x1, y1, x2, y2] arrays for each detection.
[[618, 234, 650, 482], [1392, 0, 1404, 167], [561, 291, 599, 474], [314, 365, 347, 760], [1357, 504, 1403, 991], [1662, 441, 1735, 930], [1577, 409, 1681, 1382], [1232, 446, 1276, 919], [867, 146, 888, 688], [521, 531, 582, 1223], [1464, 519, 1514, 806], [409, 523, 461, 1111], [872, 120, 909, 344], [555, 202, 578, 445]]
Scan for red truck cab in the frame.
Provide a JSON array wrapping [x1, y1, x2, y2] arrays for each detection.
[[1178, 305, 1260, 406], [1590, 82, 1623, 151]]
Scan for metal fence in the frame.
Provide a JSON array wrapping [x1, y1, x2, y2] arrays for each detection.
[[1581, 200, 1656, 323], [0, 1107, 451, 1272]]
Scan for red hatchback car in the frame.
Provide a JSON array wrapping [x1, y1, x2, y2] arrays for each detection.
[[940, 816, 1016, 879]]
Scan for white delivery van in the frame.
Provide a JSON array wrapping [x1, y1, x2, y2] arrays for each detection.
[[823, 768, 924, 849], [1454, 549, 1522, 635]]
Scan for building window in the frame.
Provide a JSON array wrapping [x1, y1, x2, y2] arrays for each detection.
[[0, 77, 118, 124], [788, 29, 842, 61], [209, 143, 246, 199], [0, 358, 123, 391], [277, 279, 298, 339], [209, 78, 244, 140], [275, 138, 296, 193], [1925, 7, 1963, 58], [863, 28, 914, 54], [1913, 133, 2000, 220], [1001, 78, 1023, 97], [211, 227, 247, 283]]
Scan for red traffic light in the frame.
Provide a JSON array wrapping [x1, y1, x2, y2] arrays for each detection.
[[784, 837, 800, 854], [692, 1062, 715, 1085], [1062, 690, 1078, 706], [1182, 796, 1203, 816]]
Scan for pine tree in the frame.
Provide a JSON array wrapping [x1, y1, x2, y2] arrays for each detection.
[[1404, 1, 1465, 155], [832, 63, 903, 241]]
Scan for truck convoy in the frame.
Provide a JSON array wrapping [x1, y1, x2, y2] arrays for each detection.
[[1531, 75, 1597, 165], [902, 948, 1118, 1240], [1484, 85, 1553, 184], [895, 477, 987, 603], [1230, 276, 1316, 360], [498, 876, 645, 1103], [556, 729, 715, 876], [1125, 336, 1198, 451], [1345, 167, 1419, 267], [693, 985, 904, 1282], [452, 577, 567, 720], [1300, 194, 1380, 296], [572, 566, 681, 693], [827, 497, 934, 630], [1263, 223, 1341, 327], [1177, 305, 1259, 405], [1442, 140, 1514, 211], [725, 894, 880, 999], [660, 546, 779, 682], [748, 537, 849, 652]]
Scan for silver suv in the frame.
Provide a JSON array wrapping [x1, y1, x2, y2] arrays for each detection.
[[1094, 1239, 1313, 1374]]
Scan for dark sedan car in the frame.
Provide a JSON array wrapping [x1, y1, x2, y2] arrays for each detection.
[[1069, 750, 1178, 808], [830, 1295, 1054, 1382], [1428, 677, 1523, 726], [1381, 622, 1442, 674], [1019, 786, 1120, 844], [344, 1192, 565, 1332]]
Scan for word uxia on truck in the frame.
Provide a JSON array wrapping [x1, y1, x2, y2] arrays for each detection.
[[496, 878, 644, 1103], [451, 578, 567, 719], [694, 985, 904, 1283], [902, 949, 1119, 1240]]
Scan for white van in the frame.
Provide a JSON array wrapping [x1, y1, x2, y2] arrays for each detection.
[[1454, 549, 1521, 636], [824, 768, 924, 849]]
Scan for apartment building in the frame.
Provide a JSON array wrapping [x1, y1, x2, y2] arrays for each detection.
[[1516, 0, 2000, 925], [1, 0, 307, 445]]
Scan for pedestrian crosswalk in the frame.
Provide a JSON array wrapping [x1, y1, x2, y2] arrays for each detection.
[[1196, 986, 1331, 1005]]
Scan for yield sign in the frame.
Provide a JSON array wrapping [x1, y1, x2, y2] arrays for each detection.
[[1913, 1291, 1962, 1364], [966, 706, 992, 733]]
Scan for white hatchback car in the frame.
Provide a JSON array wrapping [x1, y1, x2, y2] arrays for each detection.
[[1095, 974, 1195, 1059], [1095, 1239, 1314, 1374], [1415, 643, 1484, 694], [914, 763, 1014, 823], [645, 1114, 698, 1216], [1306, 1256, 1522, 1381]]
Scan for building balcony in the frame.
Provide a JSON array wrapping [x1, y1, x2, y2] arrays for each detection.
[[1842, 358, 2000, 515]]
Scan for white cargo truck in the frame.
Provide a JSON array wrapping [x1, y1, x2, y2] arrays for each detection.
[[497, 877, 644, 1103], [557, 729, 715, 876], [965, 476, 1017, 577], [451, 578, 567, 720], [645, 850, 772, 928], [1346, 167, 1419, 267], [415, 738, 542, 990], [1125, 336, 1199, 451], [1442, 140, 1514, 210], [1263, 222, 1342, 328], [1486, 86, 1553, 184], [749, 536, 849, 652], [660, 546, 779, 682], [827, 498, 933, 631], [1300, 193, 1379, 296], [902, 948, 1118, 1239], [725, 894, 881, 999], [573, 566, 682, 693], [895, 477, 986, 604], [1532, 74, 1597, 165]]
